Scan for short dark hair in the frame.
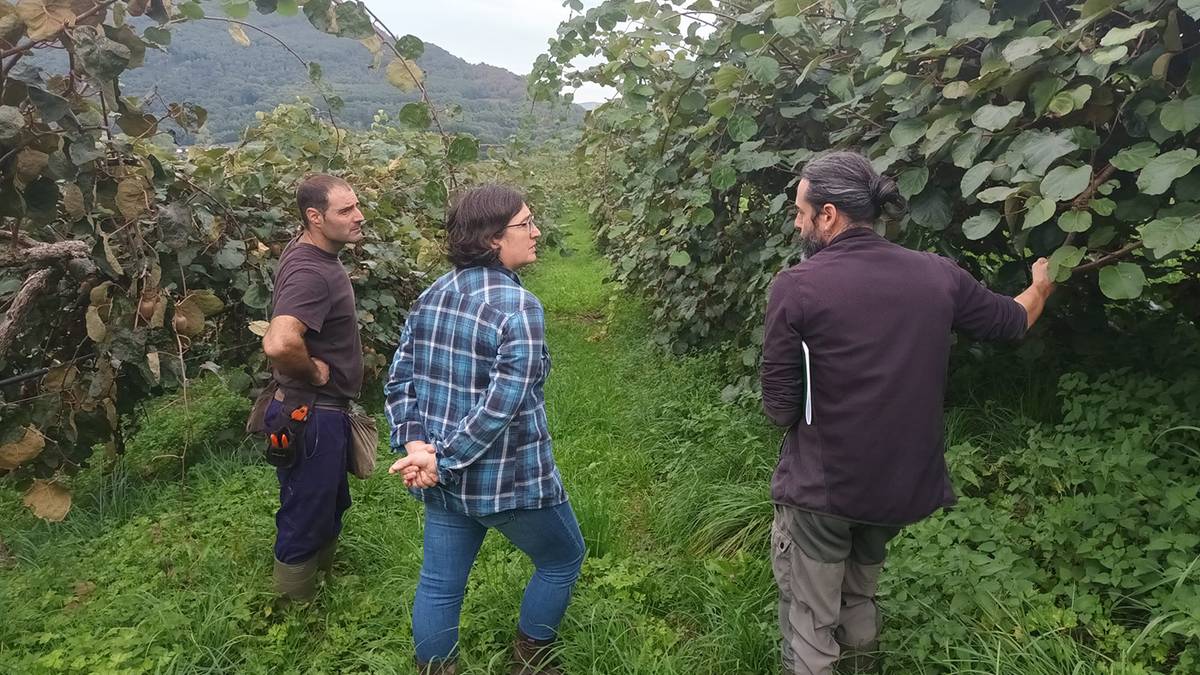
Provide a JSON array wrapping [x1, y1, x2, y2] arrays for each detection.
[[799, 151, 906, 225], [445, 184, 525, 268], [296, 174, 351, 228]]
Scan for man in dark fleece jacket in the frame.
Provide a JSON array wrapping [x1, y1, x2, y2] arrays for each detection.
[[760, 151, 1054, 675]]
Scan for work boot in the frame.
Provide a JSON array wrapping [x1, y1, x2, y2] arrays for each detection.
[[316, 539, 337, 575], [414, 657, 458, 675], [509, 629, 562, 675], [273, 556, 319, 602]]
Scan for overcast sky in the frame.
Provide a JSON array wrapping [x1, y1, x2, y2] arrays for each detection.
[[363, 0, 614, 103]]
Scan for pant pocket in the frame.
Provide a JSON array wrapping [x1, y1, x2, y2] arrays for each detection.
[[770, 513, 794, 588]]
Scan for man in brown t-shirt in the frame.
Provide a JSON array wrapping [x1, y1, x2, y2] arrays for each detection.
[[261, 174, 365, 601]]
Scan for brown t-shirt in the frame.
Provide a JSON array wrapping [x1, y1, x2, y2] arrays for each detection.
[[270, 240, 363, 400]]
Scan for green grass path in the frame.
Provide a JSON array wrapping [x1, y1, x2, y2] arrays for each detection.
[[0, 207, 784, 674]]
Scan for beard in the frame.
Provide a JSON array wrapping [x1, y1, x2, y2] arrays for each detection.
[[797, 230, 826, 258]]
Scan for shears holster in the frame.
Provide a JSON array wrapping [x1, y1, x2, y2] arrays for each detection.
[[264, 385, 316, 469]]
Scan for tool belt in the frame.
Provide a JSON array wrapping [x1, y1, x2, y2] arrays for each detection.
[[245, 380, 376, 478]]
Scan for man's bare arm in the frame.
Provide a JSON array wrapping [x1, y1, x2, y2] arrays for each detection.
[[262, 315, 329, 386], [1014, 258, 1055, 330]]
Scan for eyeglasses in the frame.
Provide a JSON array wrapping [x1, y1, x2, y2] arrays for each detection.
[[507, 216, 536, 235]]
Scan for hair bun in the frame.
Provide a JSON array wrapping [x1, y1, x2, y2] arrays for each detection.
[[870, 174, 906, 217]]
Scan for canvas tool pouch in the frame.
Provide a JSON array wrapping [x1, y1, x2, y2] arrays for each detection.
[[346, 406, 378, 480]]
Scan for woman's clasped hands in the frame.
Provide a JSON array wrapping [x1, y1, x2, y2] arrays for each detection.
[[389, 441, 439, 489]]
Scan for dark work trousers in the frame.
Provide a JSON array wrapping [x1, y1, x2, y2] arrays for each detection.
[[265, 400, 352, 564]]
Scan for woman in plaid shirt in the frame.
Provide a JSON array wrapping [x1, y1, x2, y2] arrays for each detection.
[[385, 185, 584, 675]]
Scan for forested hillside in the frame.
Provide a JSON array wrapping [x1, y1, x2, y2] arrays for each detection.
[[114, 2, 583, 144]]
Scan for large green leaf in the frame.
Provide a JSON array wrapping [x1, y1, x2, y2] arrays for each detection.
[[396, 34, 424, 60], [713, 65, 742, 91], [943, 81, 971, 99], [397, 102, 430, 129], [180, 2, 205, 19], [951, 130, 988, 168], [946, 9, 1010, 40], [898, 167, 929, 199], [1098, 262, 1145, 299], [1139, 217, 1200, 256], [1009, 130, 1078, 175], [711, 165, 737, 191], [1022, 196, 1056, 230], [1048, 245, 1085, 280], [1110, 142, 1158, 171], [910, 189, 952, 229], [746, 56, 780, 85], [1029, 77, 1066, 116], [962, 210, 1001, 240], [727, 114, 758, 142], [448, 135, 479, 164], [972, 102, 1025, 131], [1137, 149, 1200, 195], [1159, 96, 1200, 134], [890, 118, 928, 147], [303, 0, 334, 33], [1040, 165, 1091, 202], [214, 240, 246, 269], [901, 0, 941, 23], [772, 16, 802, 37], [333, 2, 374, 39], [1092, 45, 1128, 65], [1003, 36, 1055, 62], [961, 161, 994, 198], [1098, 20, 1158, 46], [1058, 210, 1093, 233], [678, 90, 706, 113], [978, 186, 1020, 203]]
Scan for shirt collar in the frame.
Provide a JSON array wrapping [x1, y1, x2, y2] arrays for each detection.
[[488, 265, 522, 285], [460, 264, 522, 286], [827, 226, 881, 248]]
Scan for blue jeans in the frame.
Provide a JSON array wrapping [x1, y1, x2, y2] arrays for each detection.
[[412, 500, 585, 663]]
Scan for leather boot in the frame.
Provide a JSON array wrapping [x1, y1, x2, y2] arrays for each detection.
[[273, 556, 319, 602], [414, 657, 458, 675], [509, 629, 562, 675]]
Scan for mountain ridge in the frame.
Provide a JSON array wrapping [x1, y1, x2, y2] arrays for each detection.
[[117, 5, 582, 145]]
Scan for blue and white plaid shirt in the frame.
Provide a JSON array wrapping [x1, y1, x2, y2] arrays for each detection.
[[384, 265, 566, 515]]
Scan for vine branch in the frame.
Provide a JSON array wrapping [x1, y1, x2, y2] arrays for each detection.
[[1072, 241, 1143, 273], [0, 268, 54, 360]]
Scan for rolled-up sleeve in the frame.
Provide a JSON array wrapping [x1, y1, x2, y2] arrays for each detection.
[[760, 274, 806, 427], [947, 261, 1028, 342]]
